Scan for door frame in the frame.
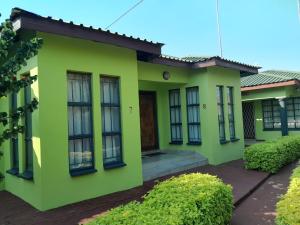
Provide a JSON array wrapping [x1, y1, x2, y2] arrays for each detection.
[[139, 90, 160, 151]]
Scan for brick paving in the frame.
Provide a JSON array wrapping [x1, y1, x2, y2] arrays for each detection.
[[0, 160, 269, 225], [232, 162, 297, 225]]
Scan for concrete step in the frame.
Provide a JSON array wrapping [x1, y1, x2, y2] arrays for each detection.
[[142, 150, 208, 181]]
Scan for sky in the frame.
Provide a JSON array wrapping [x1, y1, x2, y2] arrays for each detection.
[[1, 0, 300, 71]]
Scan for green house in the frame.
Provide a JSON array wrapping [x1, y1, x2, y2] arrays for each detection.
[[241, 70, 300, 142], [0, 8, 259, 211]]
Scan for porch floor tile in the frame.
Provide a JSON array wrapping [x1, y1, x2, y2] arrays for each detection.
[[0, 159, 269, 225]]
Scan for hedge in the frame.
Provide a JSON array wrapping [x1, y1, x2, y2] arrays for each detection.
[[88, 173, 233, 225], [244, 136, 300, 173], [276, 163, 300, 225]]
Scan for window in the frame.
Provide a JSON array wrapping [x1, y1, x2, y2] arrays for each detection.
[[9, 92, 19, 175], [186, 87, 201, 144], [101, 76, 124, 168], [217, 86, 226, 142], [262, 99, 281, 129], [23, 84, 33, 179], [286, 97, 300, 129], [67, 73, 94, 174], [227, 87, 236, 140], [169, 89, 182, 144]]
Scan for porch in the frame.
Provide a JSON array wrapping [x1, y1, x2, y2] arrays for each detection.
[[142, 150, 208, 181]]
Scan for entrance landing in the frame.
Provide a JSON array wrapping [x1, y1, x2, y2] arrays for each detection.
[[142, 150, 208, 181]]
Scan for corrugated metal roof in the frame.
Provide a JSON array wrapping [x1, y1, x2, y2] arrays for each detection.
[[10, 7, 164, 46], [160, 55, 260, 69], [241, 70, 300, 87]]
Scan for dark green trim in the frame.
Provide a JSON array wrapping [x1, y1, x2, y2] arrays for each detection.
[[24, 84, 33, 175], [279, 99, 288, 136], [169, 89, 183, 143], [217, 86, 226, 142], [263, 128, 282, 131], [169, 141, 183, 145], [220, 140, 230, 145], [70, 168, 97, 177], [187, 141, 202, 146], [104, 162, 127, 170], [6, 168, 19, 176], [19, 170, 33, 180], [230, 138, 240, 142], [186, 86, 201, 143]]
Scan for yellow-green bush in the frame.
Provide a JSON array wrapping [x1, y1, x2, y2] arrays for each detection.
[[88, 173, 233, 225], [244, 136, 300, 173], [276, 163, 300, 225]]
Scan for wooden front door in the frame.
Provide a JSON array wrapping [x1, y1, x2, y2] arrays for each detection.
[[139, 91, 159, 151]]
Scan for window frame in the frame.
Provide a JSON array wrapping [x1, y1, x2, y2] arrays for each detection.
[[67, 72, 96, 176], [286, 97, 300, 130], [227, 86, 237, 140], [21, 81, 34, 180], [186, 86, 201, 145], [262, 99, 282, 131], [7, 91, 19, 176], [169, 89, 183, 144], [217, 86, 227, 143], [100, 75, 125, 169]]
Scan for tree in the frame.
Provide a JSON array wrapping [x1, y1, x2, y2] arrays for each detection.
[[0, 13, 43, 179]]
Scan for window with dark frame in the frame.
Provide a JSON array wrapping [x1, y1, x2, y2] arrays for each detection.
[[262, 99, 281, 130], [169, 89, 182, 144], [227, 87, 236, 140], [9, 92, 19, 174], [286, 97, 300, 129], [100, 76, 123, 167], [217, 86, 226, 142], [67, 73, 94, 174], [23, 83, 33, 179], [186, 87, 201, 144]]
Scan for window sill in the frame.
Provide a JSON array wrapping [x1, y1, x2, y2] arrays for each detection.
[[6, 168, 19, 176], [220, 140, 230, 145], [187, 141, 202, 146], [169, 141, 183, 145], [104, 162, 127, 170], [230, 138, 240, 142], [70, 168, 97, 177], [263, 128, 281, 131], [18, 171, 33, 181]]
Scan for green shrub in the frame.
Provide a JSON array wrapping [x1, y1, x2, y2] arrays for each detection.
[[276, 163, 300, 225], [244, 136, 300, 173], [88, 173, 233, 225]]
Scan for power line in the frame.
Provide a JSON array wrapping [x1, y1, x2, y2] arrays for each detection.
[[216, 0, 223, 58], [105, 0, 145, 30], [298, 0, 300, 23]]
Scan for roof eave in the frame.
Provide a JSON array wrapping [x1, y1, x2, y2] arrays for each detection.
[[192, 58, 260, 75], [12, 14, 163, 55], [241, 79, 300, 92]]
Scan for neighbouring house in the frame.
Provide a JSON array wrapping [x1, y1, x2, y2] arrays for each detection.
[[0, 8, 259, 211], [241, 70, 300, 141]]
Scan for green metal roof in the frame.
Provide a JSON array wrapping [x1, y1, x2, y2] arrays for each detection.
[[241, 70, 300, 87], [160, 55, 259, 69]]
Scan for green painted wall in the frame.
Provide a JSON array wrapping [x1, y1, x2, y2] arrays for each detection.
[[3, 55, 43, 209], [138, 63, 244, 165], [243, 86, 300, 141], [35, 33, 143, 210]]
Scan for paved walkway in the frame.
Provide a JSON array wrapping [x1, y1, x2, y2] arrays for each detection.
[[0, 160, 269, 225], [232, 162, 297, 225]]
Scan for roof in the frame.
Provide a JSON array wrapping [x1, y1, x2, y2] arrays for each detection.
[[241, 70, 300, 88], [10, 7, 260, 75], [154, 55, 260, 75], [10, 7, 163, 55]]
